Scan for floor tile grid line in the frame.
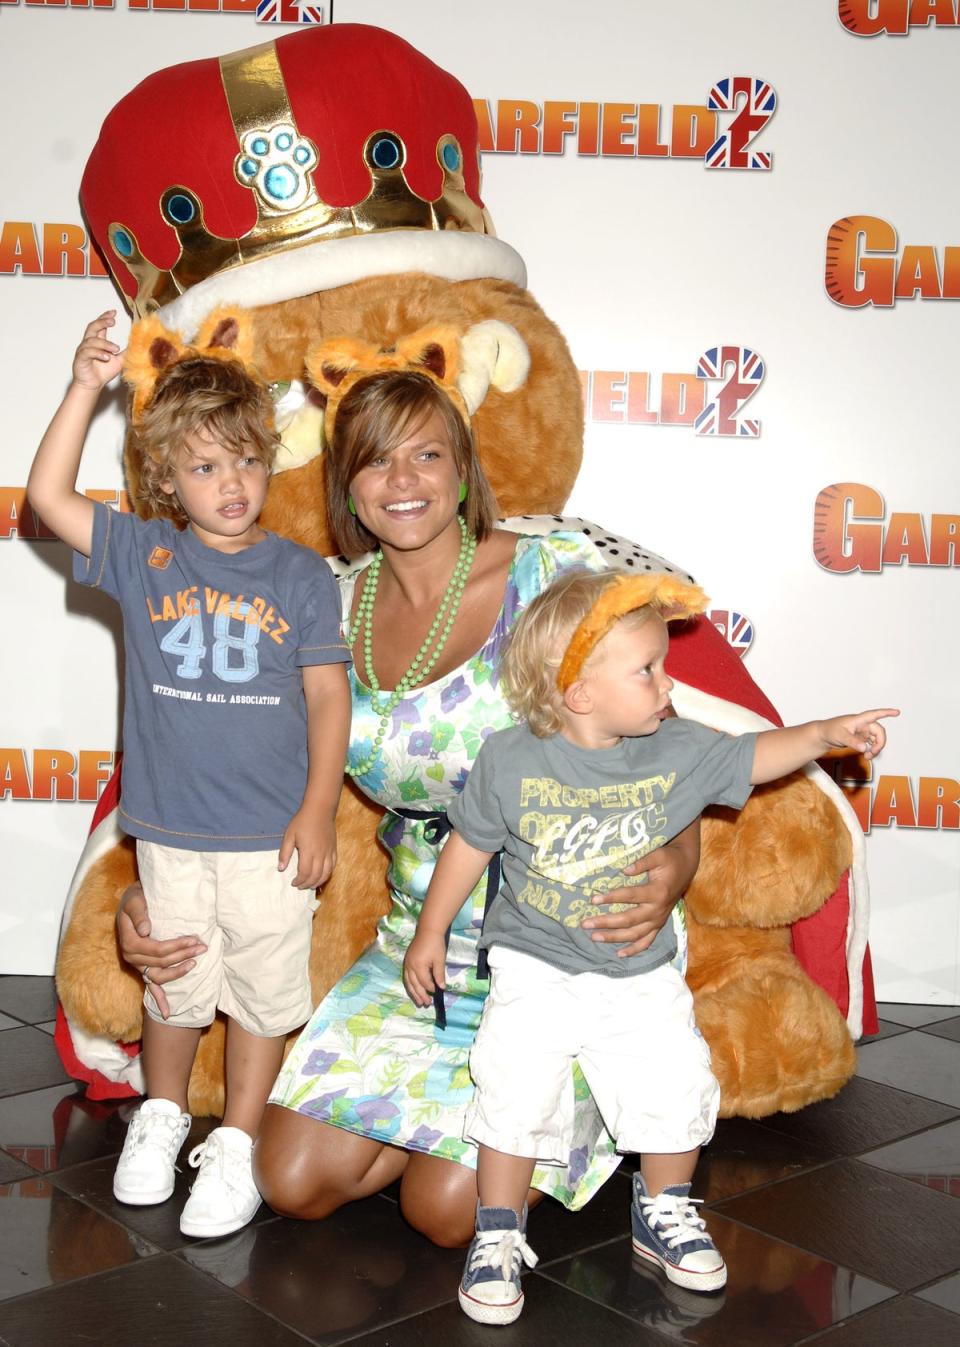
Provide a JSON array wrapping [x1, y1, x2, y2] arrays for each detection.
[[695, 1125, 958, 1211], [746, 1104, 960, 1163], [790, 1290, 960, 1347], [877, 1009, 960, 1029], [709, 1163, 960, 1301], [0, 1250, 319, 1347], [0, 1075, 90, 1111], [789, 1292, 914, 1347], [854, 1145, 960, 1201], [0, 1124, 133, 1179], [0, 1209, 322, 1347], [532, 1254, 724, 1347], [168, 1244, 327, 1347], [0, 1205, 167, 1308], [699, 1152, 843, 1209], [167, 1187, 411, 1347]]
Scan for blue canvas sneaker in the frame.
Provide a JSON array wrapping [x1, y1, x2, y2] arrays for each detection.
[[631, 1175, 727, 1292], [458, 1204, 539, 1324]]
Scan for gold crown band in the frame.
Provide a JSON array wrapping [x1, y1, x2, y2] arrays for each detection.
[[107, 41, 495, 324], [557, 575, 708, 692]]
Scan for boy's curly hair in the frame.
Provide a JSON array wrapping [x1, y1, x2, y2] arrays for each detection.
[[500, 568, 657, 738], [132, 357, 278, 523]]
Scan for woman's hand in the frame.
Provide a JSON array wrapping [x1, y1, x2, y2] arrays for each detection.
[[115, 884, 206, 1020], [580, 818, 701, 957]]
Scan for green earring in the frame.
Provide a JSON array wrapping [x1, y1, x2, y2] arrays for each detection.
[[348, 496, 357, 516], [458, 482, 468, 504]]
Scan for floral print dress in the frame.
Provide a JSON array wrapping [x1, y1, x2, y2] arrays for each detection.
[[270, 531, 632, 1209]]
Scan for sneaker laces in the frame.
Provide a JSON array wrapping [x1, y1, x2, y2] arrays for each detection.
[[466, 1227, 539, 1281], [127, 1109, 186, 1160], [187, 1133, 251, 1199], [639, 1192, 709, 1250]]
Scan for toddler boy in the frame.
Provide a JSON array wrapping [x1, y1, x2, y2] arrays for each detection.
[[404, 566, 895, 1323]]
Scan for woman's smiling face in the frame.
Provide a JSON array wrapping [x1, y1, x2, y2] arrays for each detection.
[[349, 408, 463, 553]]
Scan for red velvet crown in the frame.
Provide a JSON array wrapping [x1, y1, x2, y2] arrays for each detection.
[[81, 23, 525, 340]]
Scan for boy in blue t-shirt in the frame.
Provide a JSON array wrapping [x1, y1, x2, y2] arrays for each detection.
[[404, 566, 896, 1324], [29, 311, 351, 1238]]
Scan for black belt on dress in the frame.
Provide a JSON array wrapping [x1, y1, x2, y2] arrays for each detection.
[[390, 807, 501, 1030]]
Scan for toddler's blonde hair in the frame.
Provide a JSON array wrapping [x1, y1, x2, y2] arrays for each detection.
[[500, 569, 658, 738]]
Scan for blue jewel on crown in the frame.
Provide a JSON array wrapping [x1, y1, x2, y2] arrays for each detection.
[[234, 123, 319, 213]]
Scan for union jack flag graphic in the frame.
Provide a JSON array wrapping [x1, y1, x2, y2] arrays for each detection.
[[256, 0, 326, 23], [708, 610, 754, 659], [705, 77, 776, 170], [695, 346, 764, 437]]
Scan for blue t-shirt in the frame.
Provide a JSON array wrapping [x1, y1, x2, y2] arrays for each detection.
[[448, 719, 757, 977], [75, 503, 350, 851]]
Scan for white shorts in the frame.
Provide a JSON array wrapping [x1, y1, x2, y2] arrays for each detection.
[[463, 947, 719, 1162], [137, 840, 318, 1038]]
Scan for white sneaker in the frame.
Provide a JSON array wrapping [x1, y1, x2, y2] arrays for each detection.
[[113, 1098, 191, 1205], [179, 1126, 262, 1239]]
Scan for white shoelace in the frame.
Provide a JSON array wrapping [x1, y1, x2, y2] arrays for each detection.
[[467, 1228, 539, 1281], [640, 1193, 709, 1250], [126, 1110, 186, 1159], [188, 1135, 251, 1197]]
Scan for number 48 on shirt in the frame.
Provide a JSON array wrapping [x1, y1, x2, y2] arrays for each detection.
[[160, 605, 261, 683]]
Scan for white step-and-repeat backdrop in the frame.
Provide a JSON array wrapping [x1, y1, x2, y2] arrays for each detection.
[[2, 0, 957, 1002]]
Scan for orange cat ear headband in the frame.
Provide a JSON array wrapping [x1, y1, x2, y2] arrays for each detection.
[[556, 574, 709, 693], [305, 326, 467, 442], [123, 306, 261, 422], [305, 319, 531, 446]]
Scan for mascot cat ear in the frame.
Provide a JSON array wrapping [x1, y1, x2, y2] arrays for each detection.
[[124, 315, 192, 422], [393, 326, 462, 385], [304, 322, 531, 437], [304, 325, 470, 446], [194, 306, 257, 370], [303, 338, 387, 401], [124, 307, 259, 422]]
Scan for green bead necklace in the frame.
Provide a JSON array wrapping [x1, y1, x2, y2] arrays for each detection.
[[346, 515, 477, 777]]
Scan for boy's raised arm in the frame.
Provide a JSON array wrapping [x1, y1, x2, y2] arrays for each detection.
[[27, 312, 125, 558], [752, 708, 899, 786]]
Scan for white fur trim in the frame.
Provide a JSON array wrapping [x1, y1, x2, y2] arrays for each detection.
[[670, 681, 868, 1038], [458, 320, 531, 415], [159, 232, 528, 343], [69, 1020, 144, 1094]]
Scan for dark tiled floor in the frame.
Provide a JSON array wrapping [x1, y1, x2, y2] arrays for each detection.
[[0, 979, 957, 1346]]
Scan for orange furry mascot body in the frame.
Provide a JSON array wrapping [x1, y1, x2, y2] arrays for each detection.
[[55, 23, 874, 1123]]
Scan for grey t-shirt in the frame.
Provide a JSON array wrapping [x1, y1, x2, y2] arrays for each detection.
[[447, 719, 757, 977], [74, 502, 350, 851]]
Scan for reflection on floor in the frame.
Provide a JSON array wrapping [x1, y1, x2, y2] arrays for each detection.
[[0, 977, 958, 1345]]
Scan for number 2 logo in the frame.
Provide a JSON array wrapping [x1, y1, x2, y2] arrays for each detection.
[[695, 347, 765, 437], [160, 604, 261, 683], [705, 77, 776, 170]]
